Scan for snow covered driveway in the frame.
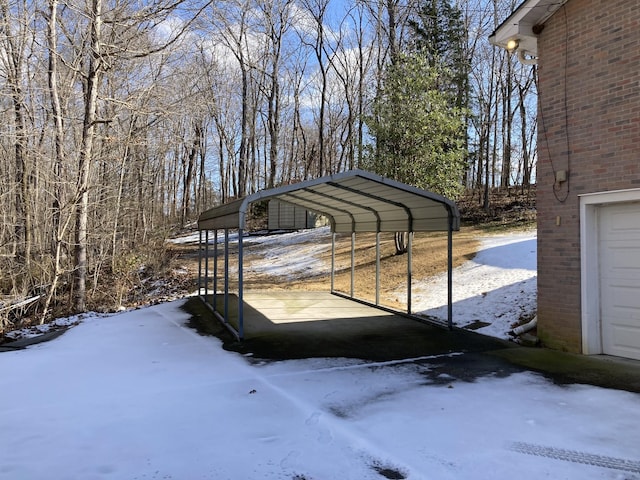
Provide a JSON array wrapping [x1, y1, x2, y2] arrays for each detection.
[[1, 301, 639, 480]]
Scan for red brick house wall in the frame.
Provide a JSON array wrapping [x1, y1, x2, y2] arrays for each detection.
[[536, 0, 640, 351]]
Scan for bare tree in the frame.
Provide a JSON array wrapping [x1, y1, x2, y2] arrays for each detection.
[[209, 0, 258, 197], [0, 0, 34, 294], [71, 0, 104, 311], [256, 0, 294, 188], [297, 0, 332, 176]]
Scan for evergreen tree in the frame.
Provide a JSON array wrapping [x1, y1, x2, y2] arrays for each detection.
[[364, 0, 469, 203], [364, 47, 466, 254], [364, 52, 466, 200], [409, 0, 470, 111]]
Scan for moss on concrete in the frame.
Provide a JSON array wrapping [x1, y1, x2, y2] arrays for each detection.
[[489, 347, 640, 393]]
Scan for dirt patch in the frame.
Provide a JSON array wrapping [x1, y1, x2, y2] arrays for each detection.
[[371, 462, 407, 479]]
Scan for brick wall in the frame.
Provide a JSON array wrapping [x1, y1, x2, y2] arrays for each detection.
[[536, 0, 640, 352]]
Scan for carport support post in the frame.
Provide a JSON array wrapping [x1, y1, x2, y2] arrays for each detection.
[[238, 228, 244, 339], [351, 232, 355, 297], [375, 231, 380, 305], [203, 230, 208, 302], [213, 229, 218, 310], [447, 215, 453, 330], [224, 229, 229, 324], [407, 232, 413, 315], [331, 232, 336, 292], [198, 230, 203, 297]]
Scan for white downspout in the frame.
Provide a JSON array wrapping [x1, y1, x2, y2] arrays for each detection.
[[512, 315, 538, 336]]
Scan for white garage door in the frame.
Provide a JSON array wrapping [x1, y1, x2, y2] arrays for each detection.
[[599, 202, 640, 360]]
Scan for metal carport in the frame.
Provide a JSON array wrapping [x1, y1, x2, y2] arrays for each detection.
[[197, 169, 460, 340]]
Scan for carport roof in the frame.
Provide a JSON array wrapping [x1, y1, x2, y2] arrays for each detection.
[[197, 169, 460, 233]]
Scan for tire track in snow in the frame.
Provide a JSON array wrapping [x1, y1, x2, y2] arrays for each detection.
[[255, 352, 464, 378], [510, 442, 640, 473]]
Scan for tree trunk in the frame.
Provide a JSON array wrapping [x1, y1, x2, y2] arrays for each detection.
[[501, 56, 513, 187], [42, 0, 69, 322], [74, 0, 103, 312], [394, 232, 408, 255], [1, 0, 31, 293]]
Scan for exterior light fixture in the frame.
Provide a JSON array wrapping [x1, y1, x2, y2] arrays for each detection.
[[506, 39, 520, 52]]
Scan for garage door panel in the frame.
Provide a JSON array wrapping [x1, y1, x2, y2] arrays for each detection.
[[599, 202, 640, 360], [600, 208, 640, 240], [600, 249, 640, 279], [602, 315, 640, 360], [605, 324, 640, 358], [601, 284, 640, 310]]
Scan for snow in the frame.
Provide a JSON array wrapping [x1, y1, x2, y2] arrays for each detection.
[[4, 229, 638, 479], [243, 229, 332, 279], [3, 314, 87, 340], [2, 300, 640, 479], [170, 228, 333, 278], [404, 231, 537, 338]]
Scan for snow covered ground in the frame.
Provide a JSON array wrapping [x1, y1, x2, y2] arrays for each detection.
[[2, 300, 640, 480], [405, 230, 537, 338]]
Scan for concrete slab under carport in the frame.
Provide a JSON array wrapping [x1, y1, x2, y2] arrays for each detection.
[[242, 291, 397, 324], [191, 290, 515, 361]]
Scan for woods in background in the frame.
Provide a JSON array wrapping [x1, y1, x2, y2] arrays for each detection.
[[0, 0, 535, 319]]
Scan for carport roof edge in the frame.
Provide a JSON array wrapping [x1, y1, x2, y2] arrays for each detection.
[[197, 169, 460, 232]]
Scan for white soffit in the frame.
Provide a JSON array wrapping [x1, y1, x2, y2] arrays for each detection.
[[489, 0, 569, 56]]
